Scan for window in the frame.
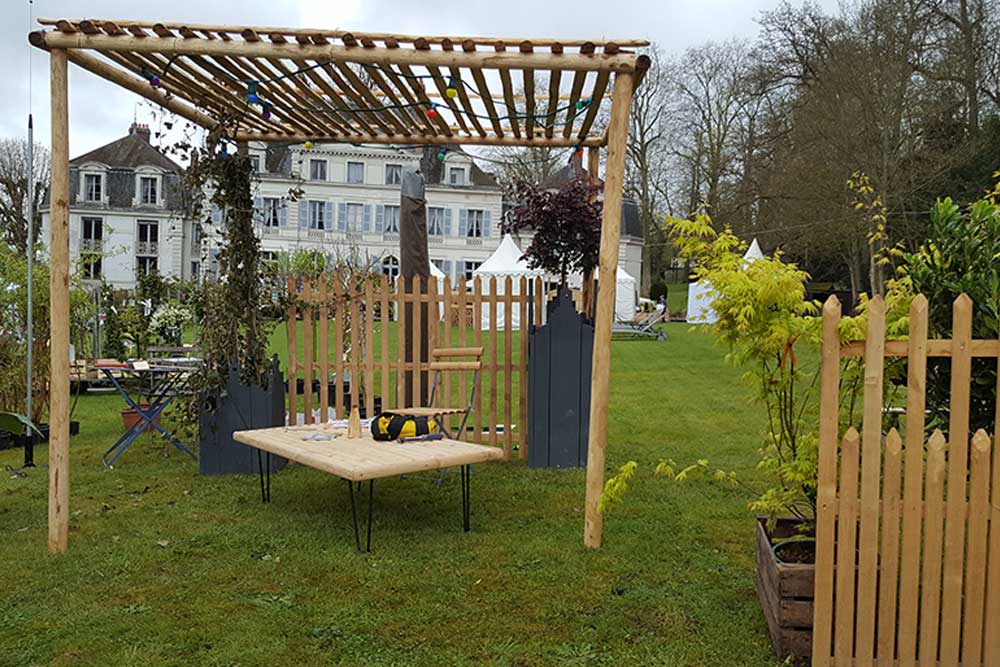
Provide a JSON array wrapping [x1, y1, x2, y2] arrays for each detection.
[[309, 159, 327, 181], [382, 256, 399, 282], [383, 205, 400, 233], [466, 209, 485, 237], [464, 261, 481, 281], [190, 262, 200, 280], [263, 197, 281, 227], [346, 203, 364, 232], [309, 201, 326, 230], [262, 251, 278, 265], [140, 176, 158, 205], [84, 174, 103, 202], [138, 220, 158, 246], [81, 217, 103, 279], [249, 155, 261, 172], [428, 207, 445, 235], [137, 256, 158, 276], [449, 167, 466, 186], [385, 164, 402, 185], [347, 161, 365, 184]]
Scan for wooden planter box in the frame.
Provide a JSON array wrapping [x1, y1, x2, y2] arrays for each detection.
[[755, 516, 814, 661]]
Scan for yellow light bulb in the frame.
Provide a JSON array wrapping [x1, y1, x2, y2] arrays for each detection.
[[446, 87, 458, 99], [304, 141, 314, 150]]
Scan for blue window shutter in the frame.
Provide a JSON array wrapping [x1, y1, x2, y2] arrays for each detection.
[[298, 200, 309, 229], [279, 202, 288, 227], [444, 209, 453, 236], [375, 205, 385, 232], [459, 209, 468, 237], [363, 205, 372, 233], [338, 202, 348, 232], [483, 210, 492, 237], [324, 201, 334, 231], [210, 204, 222, 225], [253, 196, 263, 224]]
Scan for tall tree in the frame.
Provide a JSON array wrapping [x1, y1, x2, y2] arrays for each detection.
[[0, 138, 50, 253]]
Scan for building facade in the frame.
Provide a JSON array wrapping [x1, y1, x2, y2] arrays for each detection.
[[43, 129, 643, 290]]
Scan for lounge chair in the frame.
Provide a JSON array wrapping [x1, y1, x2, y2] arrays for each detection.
[[612, 309, 666, 340]]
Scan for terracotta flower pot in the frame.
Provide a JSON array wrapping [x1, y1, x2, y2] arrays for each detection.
[[121, 404, 160, 431]]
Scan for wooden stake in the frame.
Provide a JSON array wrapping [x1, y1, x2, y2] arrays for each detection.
[[48, 48, 70, 555], [583, 72, 634, 549]]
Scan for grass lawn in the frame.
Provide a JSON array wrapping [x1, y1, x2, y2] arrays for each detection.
[[0, 323, 784, 666]]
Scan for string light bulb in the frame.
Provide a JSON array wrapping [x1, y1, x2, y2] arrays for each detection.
[[575, 146, 584, 158], [304, 140, 314, 150], [219, 144, 229, 158], [437, 149, 447, 161], [575, 97, 591, 111], [247, 81, 260, 105], [446, 76, 459, 99], [262, 102, 272, 120], [141, 69, 160, 88], [427, 103, 438, 119]]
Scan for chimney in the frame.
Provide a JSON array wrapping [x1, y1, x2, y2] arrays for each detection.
[[129, 122, 151, 144]]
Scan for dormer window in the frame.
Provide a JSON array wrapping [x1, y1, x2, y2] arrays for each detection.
[[309, 159, 327, 181], [448, 167, 466, 186], [249, 154, 261, 172], [347, 161, 365, 184], [84, 173, 103, 202], [140, 176, 158, 205]]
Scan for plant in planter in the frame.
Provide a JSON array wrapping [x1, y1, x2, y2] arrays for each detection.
[[178, 135, 285, 475]]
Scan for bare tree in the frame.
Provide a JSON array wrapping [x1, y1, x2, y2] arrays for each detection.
[[0, 138, 50, 253]]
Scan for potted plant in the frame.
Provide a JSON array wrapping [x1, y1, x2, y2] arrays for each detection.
[[179, 136, 286, 475]]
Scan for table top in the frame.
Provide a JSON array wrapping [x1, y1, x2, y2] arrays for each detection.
[[232, 426, 505, 481]]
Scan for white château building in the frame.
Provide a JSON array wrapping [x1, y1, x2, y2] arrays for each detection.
[[42, 125, 644, 289]]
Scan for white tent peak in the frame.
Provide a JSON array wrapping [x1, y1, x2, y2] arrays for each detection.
[[744, 238, 764, 263], [429, 261, 445, 279], [473, 234, 543, 277]]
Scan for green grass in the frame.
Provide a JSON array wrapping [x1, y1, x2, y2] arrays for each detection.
[[0, 324, 784, 666]]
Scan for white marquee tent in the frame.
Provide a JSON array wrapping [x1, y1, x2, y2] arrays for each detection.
[[568, 265, 637, 321], [686, 238, 764, 324], [473, 234, 543, 330]]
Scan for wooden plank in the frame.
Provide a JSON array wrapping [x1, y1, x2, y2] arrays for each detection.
[[856, 296, 887, 665], [468, 66, 505, 137], [410, 275, 421, 406], [563, 70, 587, 138], [457, 278, 469, 438], [940, 294, 973, 663], [519, 277, 529, 459], [919, 429, 948, 667], [545, 69, 562, 139], [442, 277, 453, 412], [584, 72, 634, 549], [396, 277, 405, 409], [812, 295, 842, 666], [427, 277, 438, 403], [287, 275, 298, 424], [840, 338, 1000, 358], [319, 278, 329, 423], [429, 361, 482, 371], [350, 286, 361, 411], [504, 276, 514, 460], [876, 429, 903, 666], [897, 296, 928, 664], [364, 280, 375, 418], [302, 277, 314, 424], [473, 277, 483, 443], [434, 347, 484, 357], [379, 274, 390, 416], [576, 70, 609, 140], [985, 395, 1000, 664], [48, 47, 70, 554], [489, 277, 499, 448], [333, 279, 344, 419], [535, 276, 543, 327], [834, 427, 861, 666], [960, 430, 992, 664]]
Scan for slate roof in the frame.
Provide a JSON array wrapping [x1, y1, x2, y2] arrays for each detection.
[[539, 154, 644, 240], [70, 124, 181, 172]]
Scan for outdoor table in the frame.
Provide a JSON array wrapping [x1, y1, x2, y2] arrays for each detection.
[[232, 425, 505, 552], [93, 363, 198, 467]]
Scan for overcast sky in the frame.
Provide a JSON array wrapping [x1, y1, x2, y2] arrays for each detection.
[[3, 0, 841, 157]]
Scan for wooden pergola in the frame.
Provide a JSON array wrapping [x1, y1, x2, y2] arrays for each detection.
[[29, 19, 650, 553]]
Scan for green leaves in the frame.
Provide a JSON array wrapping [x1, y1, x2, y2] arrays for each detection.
[[597, 461, 637, 513], [0, 412, 41, 437]]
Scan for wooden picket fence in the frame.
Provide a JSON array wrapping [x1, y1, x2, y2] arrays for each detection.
[[284, 273, 544, 460], [813, 293, 1000, 666]]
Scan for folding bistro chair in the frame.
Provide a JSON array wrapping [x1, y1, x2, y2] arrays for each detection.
[[391, 346, 484, 440]]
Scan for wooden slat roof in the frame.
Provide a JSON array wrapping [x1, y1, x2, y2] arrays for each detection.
[[30, 19, 650, 149]]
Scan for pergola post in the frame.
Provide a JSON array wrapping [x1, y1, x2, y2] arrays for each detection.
[[48, 47, 71, 554], [584, 71, 635, 549], [581, 147, 601, 316]]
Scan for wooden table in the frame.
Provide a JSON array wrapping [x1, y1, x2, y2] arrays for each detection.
[[232, 426, 504, 551]]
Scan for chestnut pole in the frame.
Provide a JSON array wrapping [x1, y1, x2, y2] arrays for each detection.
[[48, 47, 71, 554], [583, 71, 634, 549], [581, 146, 600, 316]]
